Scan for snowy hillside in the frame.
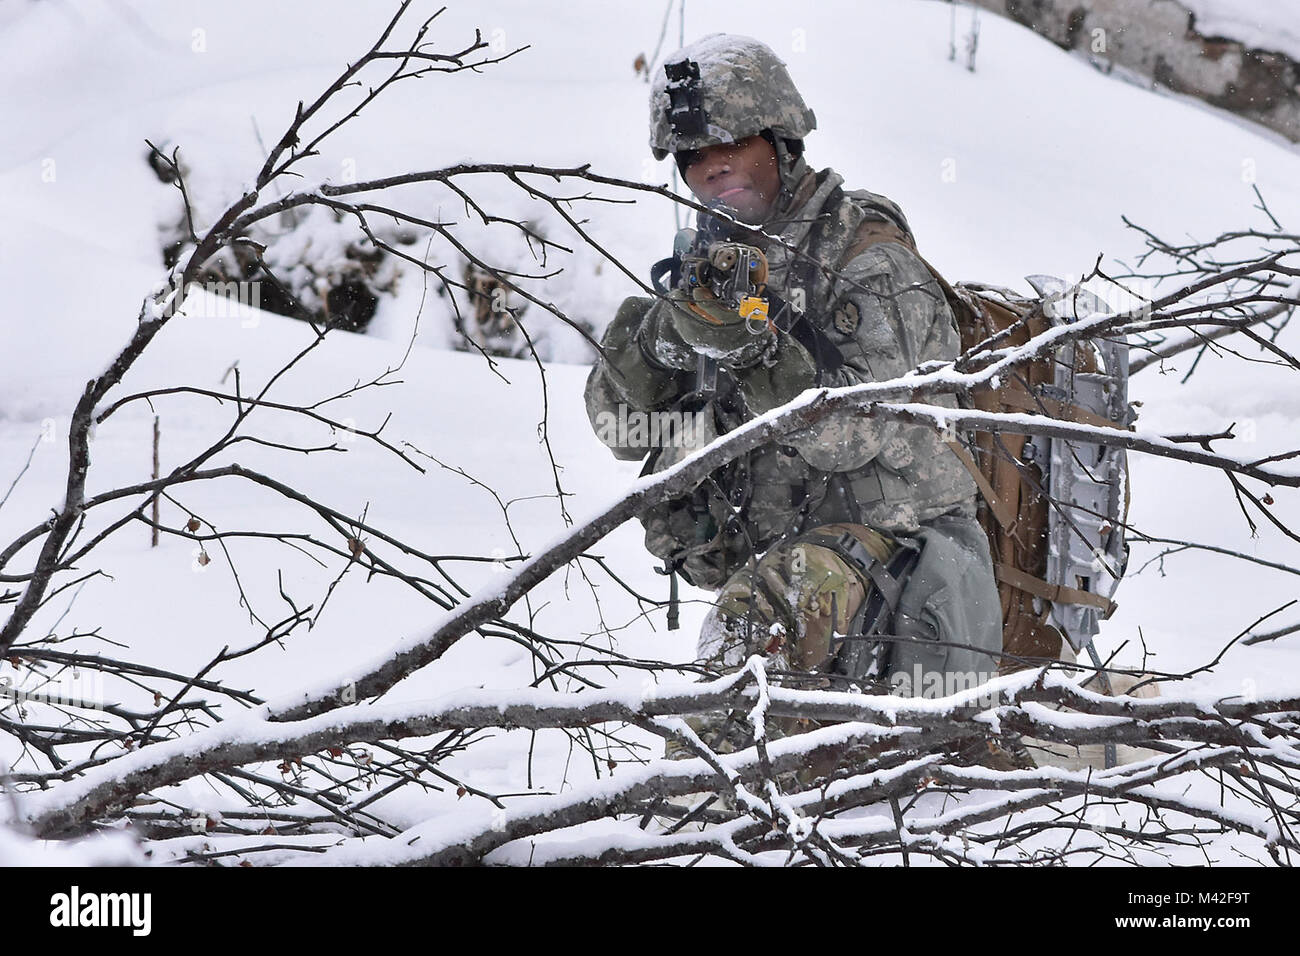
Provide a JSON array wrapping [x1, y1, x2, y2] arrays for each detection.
[[1, 0, 1299, 867], [1181, 0, 1300, 62]]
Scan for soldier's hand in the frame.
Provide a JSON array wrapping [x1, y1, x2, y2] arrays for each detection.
[[734, 333, 817, 415], [637, 296, 705, 372], [666, 286, 773, 369]]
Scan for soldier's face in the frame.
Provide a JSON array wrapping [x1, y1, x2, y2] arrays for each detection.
[[680, 134, 781, 224]]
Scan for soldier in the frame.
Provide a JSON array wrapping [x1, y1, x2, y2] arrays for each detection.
[[585, 34, 1006, 767]]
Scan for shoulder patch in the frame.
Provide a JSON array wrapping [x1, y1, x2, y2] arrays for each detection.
[[832, 300, 860, 335]]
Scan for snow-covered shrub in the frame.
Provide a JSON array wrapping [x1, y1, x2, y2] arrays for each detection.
[[152, 145, 415, 333]]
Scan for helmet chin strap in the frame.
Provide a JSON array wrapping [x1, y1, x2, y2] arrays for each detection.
[[762, 132, 809, 223]]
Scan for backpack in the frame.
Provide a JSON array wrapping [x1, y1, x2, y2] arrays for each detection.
[[831, 203, 1134, 672]]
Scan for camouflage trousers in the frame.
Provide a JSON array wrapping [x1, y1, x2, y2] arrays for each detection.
[[666, 522, 894, 770], [665, 514, 1005, 782]]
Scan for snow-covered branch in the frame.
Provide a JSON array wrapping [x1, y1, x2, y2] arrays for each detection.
[[5, 1, 1300, 868]]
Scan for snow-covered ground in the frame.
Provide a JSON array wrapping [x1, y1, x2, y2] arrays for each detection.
[[1, 0, 1298, 865], [1181, 0, 1300, 62]]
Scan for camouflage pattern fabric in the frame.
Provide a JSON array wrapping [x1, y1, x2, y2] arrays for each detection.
[[662, 523, 891, 764], [585, 165, 980, 587], [648, 34, 817, 161], [586, 34, 1003, 777], [664, 515, 1004, 771], [701, 523, 893, 678]]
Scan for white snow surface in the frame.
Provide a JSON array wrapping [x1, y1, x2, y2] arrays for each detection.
[[1181, 0, 1300, 62], [1, 0, 1299, 865], [0, 822, 147, 867]]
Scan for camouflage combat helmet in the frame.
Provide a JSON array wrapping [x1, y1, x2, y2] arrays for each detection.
[[649, 34, 817, 162]]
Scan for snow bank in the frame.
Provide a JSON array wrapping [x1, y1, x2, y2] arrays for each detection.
[[1182, 0, 1300, 62]]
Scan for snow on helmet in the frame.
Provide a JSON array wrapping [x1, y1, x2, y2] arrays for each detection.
[[648, 34, 817, 162]]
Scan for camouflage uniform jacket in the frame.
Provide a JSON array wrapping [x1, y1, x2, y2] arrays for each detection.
[[585, 162, 978, 590]]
